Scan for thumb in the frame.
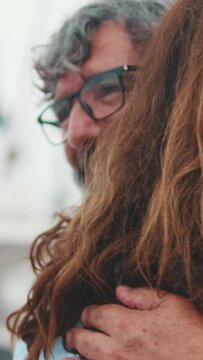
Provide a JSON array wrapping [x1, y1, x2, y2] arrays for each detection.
[[116, 286, 166, 310]]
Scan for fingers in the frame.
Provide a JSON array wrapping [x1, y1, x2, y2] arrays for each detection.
[[81, 304, 136, 338], [66, 328, 123, 360], [116, 286, 167, 310]]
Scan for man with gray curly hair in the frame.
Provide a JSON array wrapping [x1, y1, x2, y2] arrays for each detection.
[[16, 1, 203, 360], [36, 0, 167, 182]]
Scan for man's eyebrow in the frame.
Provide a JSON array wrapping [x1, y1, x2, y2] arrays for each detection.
[[80, 65, 112, 80], [54, 72, 86, 100]]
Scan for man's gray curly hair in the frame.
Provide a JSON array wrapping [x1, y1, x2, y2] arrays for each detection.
[[35, 0, 169, 98]]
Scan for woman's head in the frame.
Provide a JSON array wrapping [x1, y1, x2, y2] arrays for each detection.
[[8, 0, 203, 359], [86, 0, 203, 287]]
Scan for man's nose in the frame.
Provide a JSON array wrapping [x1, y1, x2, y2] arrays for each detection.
[[66, 101, 101, 149]]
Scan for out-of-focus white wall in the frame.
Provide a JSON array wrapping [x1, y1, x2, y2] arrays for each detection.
[[0, 0, 90, 350]]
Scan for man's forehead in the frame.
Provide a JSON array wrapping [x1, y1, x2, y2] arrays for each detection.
[[55, 21, 142, 99], [80, 21, 139, 76]]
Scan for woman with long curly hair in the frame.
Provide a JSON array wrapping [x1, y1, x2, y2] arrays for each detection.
[[8, 0, 203, 359]]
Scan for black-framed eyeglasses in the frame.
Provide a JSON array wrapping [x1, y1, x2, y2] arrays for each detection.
[[37, 64, 139, 145]]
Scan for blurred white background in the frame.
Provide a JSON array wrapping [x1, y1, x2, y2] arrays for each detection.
[[0, 0, 90, 354]]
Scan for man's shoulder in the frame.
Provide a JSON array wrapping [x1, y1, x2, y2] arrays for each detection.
[[13, 339, 27, 360]]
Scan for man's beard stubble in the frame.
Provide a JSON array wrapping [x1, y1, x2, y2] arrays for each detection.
[[74, 140, 96, 186]]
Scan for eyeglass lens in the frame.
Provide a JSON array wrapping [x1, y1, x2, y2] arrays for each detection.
[[80, 72, 123, 119], [40, 71, 124, 144]]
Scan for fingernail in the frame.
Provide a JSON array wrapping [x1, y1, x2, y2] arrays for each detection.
[[81, 308, 87, 323], [117, 285, 131, 292], [66, 330, 73, 348], [81, 305, 98, 323]]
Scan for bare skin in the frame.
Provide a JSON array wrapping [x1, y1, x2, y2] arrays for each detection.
[[55, 21, 142, 170], [65, 286, 203, 360]]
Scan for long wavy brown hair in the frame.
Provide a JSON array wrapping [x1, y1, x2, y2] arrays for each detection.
[[7, 0, 203, 358]]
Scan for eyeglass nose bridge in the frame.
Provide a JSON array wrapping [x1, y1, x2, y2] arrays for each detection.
[[69, 89, 96, 121]]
